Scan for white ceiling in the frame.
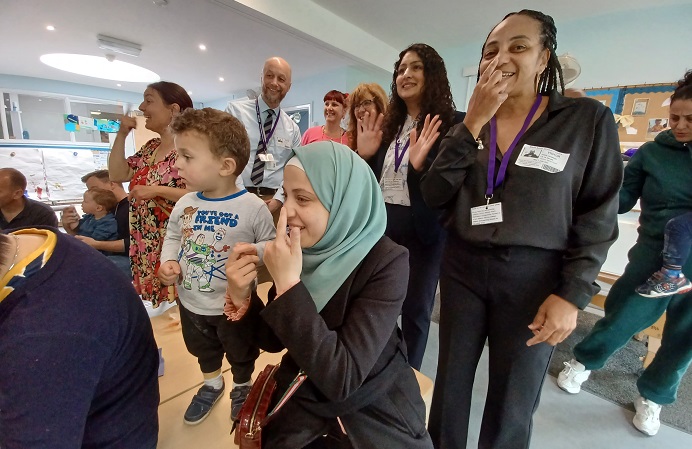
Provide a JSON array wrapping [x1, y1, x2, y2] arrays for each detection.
[[1, 0, 690, 103]]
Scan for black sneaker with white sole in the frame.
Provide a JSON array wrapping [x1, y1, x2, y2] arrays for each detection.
[[183, 383, 225, 425]]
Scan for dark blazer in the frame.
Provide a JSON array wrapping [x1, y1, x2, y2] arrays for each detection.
[[235, 236, 433, 449], [367, 112, 465, 245]]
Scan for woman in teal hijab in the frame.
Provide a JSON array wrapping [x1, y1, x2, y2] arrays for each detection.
[[225, 141, 434, 448]]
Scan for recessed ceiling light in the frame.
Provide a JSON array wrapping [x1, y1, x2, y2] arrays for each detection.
[[219, 77, 224, 82], [199, 44, 207, 51], [40, 54, 160, 82], [116, 83, 122, 87], [187, 91, 193, 95], [46, 25, 55, 31]]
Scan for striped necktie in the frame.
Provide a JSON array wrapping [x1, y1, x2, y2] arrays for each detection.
[[250, 109, 274, 186]]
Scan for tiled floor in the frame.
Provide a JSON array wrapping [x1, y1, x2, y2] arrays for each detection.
[[420, 322, 692, 449]]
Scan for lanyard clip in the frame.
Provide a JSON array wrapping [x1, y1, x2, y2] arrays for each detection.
[[484, 194, 492, 209]]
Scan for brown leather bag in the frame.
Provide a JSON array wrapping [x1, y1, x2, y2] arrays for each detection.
[[234, 364, 306, 449]]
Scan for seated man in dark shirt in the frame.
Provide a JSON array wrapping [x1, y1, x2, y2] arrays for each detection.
[[0, 168, 58, 230], [62, 169, 130, 274], [0, 227, 159, 449]]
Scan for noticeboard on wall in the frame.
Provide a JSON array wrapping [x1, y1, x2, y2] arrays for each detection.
[[283, 104, 312, 136], [584, 83, 676, 149], [0, 143, 111, 202]]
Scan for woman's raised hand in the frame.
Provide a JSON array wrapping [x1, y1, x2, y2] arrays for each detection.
[[463, 58, 511, 138], [118, 114, 137, 136], [224, 242, 259, 309], [409, 114, 442, 171], [264, 208, 302, 296], [356, 111, 384, 160]]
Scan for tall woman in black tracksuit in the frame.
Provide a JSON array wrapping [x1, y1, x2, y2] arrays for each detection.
[[357, 43, 462, 370], [420, 10, 622, 449]]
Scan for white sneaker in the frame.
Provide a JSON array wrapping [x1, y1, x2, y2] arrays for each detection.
[[633, 396, 662, 436], [557, 358, 591, 394]]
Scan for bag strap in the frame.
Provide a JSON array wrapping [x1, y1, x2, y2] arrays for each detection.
[[260, 369, 307, 427]]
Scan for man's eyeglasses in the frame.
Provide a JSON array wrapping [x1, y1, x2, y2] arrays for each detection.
[[354, 99, 375, 110]]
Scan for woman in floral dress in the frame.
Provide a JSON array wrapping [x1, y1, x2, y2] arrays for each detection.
[[109, 81, 192, 307]]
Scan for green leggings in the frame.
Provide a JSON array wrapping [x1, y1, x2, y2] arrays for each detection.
[[573, 238, 692, 405]]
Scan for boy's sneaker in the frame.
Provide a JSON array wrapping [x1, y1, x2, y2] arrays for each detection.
[[183, 383, 225, 425], [557, 358, 591, 394], [636, 271, 692, 298], [633, 395, 662, 436], [230, 385, 252, 422]]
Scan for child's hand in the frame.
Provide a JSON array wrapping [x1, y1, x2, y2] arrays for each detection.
[[225, 243, 259, 307], [264, 208, 302, 296], [159, 261, 181, 286]]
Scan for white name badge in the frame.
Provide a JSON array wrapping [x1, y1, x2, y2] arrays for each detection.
[[515, 144, 569, 173], [471, 202, 503, 225], [383, 177, 404, 191], [276, 137, 291, 148], [259, 153, 277, 170]]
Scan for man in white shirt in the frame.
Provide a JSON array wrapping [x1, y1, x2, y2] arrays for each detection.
[[225, 57, 301, 214]]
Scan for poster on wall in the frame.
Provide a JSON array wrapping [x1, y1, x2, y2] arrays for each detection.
[[0, 147, 48, 200], [43, 149, 97, 201]]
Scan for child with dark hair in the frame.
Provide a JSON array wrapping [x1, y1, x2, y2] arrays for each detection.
[[636, 212, 692, 297]]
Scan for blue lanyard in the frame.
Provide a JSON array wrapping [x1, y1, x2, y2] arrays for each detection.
[[255, 99, 280, 148], [486, 95, 543, 198]]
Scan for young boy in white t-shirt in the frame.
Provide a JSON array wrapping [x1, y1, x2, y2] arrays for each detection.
[[159, 108, 275, 425]]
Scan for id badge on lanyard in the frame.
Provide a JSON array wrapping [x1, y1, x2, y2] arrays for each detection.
[[471, 95, 542, 226]]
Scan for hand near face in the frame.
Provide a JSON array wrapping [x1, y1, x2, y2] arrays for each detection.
[[526, 294, 578, 346], [356, 111, 384, 160], [264, 208, 302, 296], [118, 115, 137, 136], [61, 205, 79, 230], [158, 260, 181, 286], [225, 242, 259, 308], [409, 114, 442, 171], [463, 58, 512, 138], [128, 185, 159, 202]]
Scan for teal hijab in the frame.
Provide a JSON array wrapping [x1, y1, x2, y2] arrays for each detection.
[[291, 141, 386, 312]]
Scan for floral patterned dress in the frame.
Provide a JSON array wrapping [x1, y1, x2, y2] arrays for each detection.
[[127, 138, 186, 307]]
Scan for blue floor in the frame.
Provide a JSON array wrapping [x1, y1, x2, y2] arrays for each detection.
[[420, 322, 692, 449]]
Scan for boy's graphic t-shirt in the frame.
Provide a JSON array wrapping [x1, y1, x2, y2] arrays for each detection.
[[161, 190, 276, 315]]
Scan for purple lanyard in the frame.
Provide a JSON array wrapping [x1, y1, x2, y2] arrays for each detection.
[[394, 125, 411, 173], [255, 99, 280, 148], [486, 95, 542, 198]]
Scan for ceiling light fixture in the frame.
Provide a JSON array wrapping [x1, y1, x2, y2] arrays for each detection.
[[199, 44, 207, 51], [46, 25, 55, 31], [40, 53, 160, 82], [117, 83, 122, 87], [97, 34, 142, 58], [219, 77, 224, 82]]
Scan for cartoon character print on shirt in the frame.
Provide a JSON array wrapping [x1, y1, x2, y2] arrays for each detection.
[[178, 206, 238, 292]]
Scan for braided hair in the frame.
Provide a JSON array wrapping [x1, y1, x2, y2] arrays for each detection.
[[479, 10, 565, 95], [381, 43, 456, 149], [671, 70, 692, 102]]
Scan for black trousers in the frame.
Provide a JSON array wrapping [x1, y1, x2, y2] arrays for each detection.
[[385, 203, 445, 370], [178, 302, 259, 384], [428, 239, 560, 449]]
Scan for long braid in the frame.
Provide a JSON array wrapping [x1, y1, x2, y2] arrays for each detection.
[[479, 9, 565, 95]]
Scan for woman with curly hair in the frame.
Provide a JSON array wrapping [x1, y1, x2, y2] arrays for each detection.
[[346, 82, 388, 151], [357, 43, 462, 370]]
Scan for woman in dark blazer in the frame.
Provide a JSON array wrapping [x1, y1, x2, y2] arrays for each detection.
[[225, 141, 433, 449], [356, 43, 463, 370]]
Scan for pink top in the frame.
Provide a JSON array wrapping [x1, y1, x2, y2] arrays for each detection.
[[301, 126, 350, 146]]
